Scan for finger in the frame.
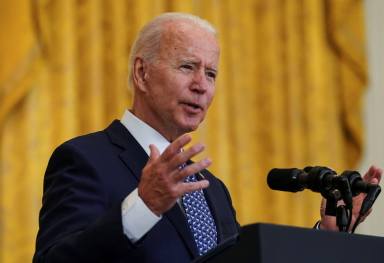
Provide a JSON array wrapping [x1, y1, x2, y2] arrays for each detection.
[[169, 143, 205, 170], [180, 180, 210, 194], [174, 158, 212, 182], [364, 165, 380, 179], [363, 165, 382, 184], [372, 167, 382, 183], [161, 134, 192, 161], [370, 178, 380, 185], [148, 144, 161, 163]]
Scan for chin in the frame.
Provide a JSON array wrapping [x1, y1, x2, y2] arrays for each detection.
[[177, 119, 202, 133], [187, 120, 204, 131], [174, 112, 205, 133]]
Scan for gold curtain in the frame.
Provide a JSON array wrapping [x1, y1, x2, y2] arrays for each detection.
[[0, 0, 367, 262]]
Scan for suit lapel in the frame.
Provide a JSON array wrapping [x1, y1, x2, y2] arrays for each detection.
[[105, 120, 148, 181], [105, 120, 198, 257], [164, 205, 199, 257]]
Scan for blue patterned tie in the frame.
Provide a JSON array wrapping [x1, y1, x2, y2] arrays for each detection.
[[182, 174, 218, 255]]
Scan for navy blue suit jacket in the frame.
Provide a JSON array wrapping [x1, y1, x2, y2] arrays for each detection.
[[34, 120, 239, 263]]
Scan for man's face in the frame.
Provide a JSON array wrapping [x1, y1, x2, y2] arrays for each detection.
[[136, 21, 219, 140]]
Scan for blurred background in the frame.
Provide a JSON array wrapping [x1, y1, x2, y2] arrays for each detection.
[[0, 0, 383, 262]]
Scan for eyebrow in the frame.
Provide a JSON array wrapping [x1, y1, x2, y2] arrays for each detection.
[[180, 59, 218, 73]]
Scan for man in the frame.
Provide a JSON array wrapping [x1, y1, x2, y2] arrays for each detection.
[[33, 13, 381, 263], [34, 13, 238, 263]]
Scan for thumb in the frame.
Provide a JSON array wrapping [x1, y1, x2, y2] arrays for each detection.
[[148, 144, 160, 162]]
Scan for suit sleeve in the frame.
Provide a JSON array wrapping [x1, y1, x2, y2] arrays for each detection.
[[33, 142, 135, 263]]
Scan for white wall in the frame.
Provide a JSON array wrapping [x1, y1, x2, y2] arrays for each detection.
[[357, 0, 384, 236]]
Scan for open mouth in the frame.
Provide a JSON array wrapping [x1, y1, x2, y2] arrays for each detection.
[[180, 102, 203, 112]]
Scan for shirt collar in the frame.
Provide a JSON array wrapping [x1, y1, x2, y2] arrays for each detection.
[[120, 110, 170, 156]]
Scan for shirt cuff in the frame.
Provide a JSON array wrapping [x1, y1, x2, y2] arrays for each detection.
[[121, 188, 162, 242]]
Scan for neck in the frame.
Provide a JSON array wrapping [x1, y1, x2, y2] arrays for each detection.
[[130, 104, 182, 142]]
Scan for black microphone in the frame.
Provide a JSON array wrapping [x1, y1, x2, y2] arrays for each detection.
[[340, 170, 380, 195], [361, 185, 381, 215], [267, 166, 337, 194], [340, 170, 382, 215], [267, 168, 306, 192]]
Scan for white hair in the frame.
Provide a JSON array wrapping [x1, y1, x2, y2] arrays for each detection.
[[128, 12, 217, 88]]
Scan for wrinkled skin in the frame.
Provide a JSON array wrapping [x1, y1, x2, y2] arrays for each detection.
[[132, 20, 219, 215]]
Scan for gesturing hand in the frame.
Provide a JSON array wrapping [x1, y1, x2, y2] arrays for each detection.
[[138, 134, 211, 216]]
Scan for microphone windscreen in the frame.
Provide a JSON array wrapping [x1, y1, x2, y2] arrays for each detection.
[[267, 168, 305, 192]]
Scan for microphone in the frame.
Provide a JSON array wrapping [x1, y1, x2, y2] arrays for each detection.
[[340, 170, 380, 195], [361, 185, 381, 215], [341, 170, 382, 232], [268, 166, 382, 233], [341, 170, 382, 215], [267, 166, 337, 194], [266, 168, 306, 192]]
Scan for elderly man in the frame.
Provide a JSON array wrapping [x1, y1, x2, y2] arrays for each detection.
[[34, 12, 381, 263], [34, 13, 238, 263]]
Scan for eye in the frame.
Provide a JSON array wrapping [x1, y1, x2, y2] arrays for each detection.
[[180, 64, 193, 71], [206, 71, 217, 80]]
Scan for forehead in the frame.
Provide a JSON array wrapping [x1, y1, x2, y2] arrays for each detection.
[[159, 20, 220, 66]]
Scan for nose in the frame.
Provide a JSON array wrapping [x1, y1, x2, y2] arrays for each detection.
[[190, 69, 208, 94]]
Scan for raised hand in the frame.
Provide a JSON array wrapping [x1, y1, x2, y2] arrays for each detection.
[[138, 134, 211, 216]]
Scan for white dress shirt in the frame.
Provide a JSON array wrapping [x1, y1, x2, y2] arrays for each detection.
[[120, 110, 170, 242]]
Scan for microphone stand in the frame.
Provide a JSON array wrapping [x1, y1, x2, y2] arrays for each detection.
[[322, 188, 340, 216], [307, 166, 353, 233], [322, 187, 350, 232], [336, 205, 348, 232]]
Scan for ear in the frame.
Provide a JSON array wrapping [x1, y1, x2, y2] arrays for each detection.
[[132, 57, 148, 92]]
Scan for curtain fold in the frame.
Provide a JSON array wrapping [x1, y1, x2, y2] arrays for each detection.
[[0, 0, 367, 261]]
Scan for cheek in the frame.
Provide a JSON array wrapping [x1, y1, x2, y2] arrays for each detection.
[[157, 72, 186, 95], [206, 87, 215, 106]]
